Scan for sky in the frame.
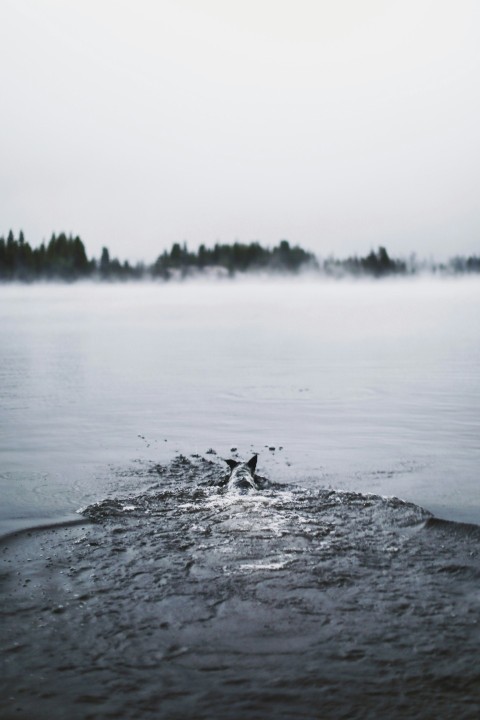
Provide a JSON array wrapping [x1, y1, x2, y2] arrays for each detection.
[[1, 0, 479, 263]]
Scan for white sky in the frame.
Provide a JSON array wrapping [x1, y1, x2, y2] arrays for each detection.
[[1, 0, 479, 262]]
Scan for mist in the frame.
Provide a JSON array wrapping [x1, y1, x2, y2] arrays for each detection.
[[2, 4, 480, 716], [1, 0, 479, 262]]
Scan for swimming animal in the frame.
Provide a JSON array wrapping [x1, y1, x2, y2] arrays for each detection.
[[225, 455, 259, 491]]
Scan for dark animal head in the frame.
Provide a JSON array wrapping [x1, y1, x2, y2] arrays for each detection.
[[225, 455, 257, 475], [224, 455, 258, 491]]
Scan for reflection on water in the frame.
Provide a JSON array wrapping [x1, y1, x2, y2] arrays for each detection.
[[0, 278, 479, 533]]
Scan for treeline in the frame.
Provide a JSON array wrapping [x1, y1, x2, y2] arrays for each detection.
[[322, 247, 480, 278], [1, 230, 479, 281], [152, 240, 317, 278], [323, 247, 406, 278], [0, 231, 91, 280], [0, 231, 143, 281], [0, 232, 316, 281]]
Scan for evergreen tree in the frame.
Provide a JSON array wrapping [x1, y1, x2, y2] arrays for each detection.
[[100, 247, 110, 276]]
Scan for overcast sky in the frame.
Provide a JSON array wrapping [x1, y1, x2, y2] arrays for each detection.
[[1, 0, 479, 262]]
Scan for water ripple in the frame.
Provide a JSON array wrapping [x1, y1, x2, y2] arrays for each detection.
[[1, 455, 479, 719]]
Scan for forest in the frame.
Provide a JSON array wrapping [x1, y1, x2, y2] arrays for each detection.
[[0, 229, 479, 281]]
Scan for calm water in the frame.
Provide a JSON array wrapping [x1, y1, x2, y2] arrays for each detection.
[[1, 278, 479, 534]]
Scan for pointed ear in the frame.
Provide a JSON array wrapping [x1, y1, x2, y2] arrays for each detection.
[[247, 455, 258, 473], [225, 459, 239, 471]]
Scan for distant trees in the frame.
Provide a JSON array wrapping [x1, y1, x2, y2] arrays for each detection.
[[0, 232, 148, 281], [323, 246, 407, 278], [0, 230, 479, 282], [99, 247, 110, 277], [447, 255, 480, 274], [152, 239, 317, 278], [0, 231, 92, 280], [44, 233, 91, 278]]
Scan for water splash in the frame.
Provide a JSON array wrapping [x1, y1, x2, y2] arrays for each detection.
[[2, 455, 479, 720]]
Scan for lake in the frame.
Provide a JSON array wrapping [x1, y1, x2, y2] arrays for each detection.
[[1, 277, 479, 535], [2, 277, 480, 719]]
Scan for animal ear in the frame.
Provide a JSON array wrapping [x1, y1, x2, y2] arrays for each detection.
[[247, 455, 258, 473], [225, 459, 239, 471]]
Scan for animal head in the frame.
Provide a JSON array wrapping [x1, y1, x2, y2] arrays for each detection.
[[224, 455, 258, 491]]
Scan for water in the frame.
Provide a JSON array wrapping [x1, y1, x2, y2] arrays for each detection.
[[1, 455, 480, 718], [1, 278, 479, 532], [1, 279, 480, 718]]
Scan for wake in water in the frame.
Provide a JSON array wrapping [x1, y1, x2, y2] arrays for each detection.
[[1, 454, 480, 719]]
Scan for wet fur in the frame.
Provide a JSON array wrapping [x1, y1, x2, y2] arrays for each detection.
[[225, 455, 259, 491]]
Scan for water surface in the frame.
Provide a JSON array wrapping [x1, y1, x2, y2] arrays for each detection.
[[1, 455, 479, 719], [2, 279, 480, 718], [0, 278, 479, 532]]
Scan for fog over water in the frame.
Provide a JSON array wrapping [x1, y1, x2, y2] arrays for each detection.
[[1, 278, 479, 534], [3, 2, 480, 715]]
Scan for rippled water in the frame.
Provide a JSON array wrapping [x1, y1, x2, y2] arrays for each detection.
[[0, 278, 479, 533], [1, 279, 480, 718], [1, 455, 479, 718]]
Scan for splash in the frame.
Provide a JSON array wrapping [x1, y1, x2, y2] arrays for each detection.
[[1, 455, 479, 720]]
